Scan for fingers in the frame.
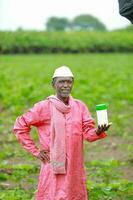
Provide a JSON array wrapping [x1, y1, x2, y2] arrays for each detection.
[[98, 126, 102, 132], [40, 154, 50, 163], [38, 150, 50, 163], [98, 122, 112, 132], [106, 122, 112, 130]]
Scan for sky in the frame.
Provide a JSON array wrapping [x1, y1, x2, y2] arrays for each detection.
[[0, 0, 130, 31]]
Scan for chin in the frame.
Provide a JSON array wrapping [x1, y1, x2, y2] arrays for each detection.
[[61, 93, 70, 98]]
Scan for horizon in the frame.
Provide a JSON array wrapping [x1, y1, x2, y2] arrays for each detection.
[[0, 0, 131, 31]]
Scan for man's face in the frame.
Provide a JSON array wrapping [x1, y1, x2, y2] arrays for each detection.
[[53, 77, 74, 98]]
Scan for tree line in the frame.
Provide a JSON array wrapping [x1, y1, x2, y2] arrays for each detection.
[[46, 14, 107, 31]]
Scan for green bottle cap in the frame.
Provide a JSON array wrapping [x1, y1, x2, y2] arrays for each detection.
[[96, 104, 107, 111]]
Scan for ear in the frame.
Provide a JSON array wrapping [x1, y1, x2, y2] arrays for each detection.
[[72, 77, 74, 84], [51, 80, 54, 88], [51, 78, 56, 88]]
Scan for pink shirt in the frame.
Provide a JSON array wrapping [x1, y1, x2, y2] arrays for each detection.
[[14, 97, 107, 200]]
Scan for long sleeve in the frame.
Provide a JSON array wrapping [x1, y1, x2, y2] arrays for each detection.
[[82, 103, 107, 142], [13, 101, 46, 157]]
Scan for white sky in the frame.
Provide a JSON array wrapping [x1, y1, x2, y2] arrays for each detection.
[[0, 0, 130, 31]]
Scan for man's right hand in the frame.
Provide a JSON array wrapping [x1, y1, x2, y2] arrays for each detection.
[[37, 150, 50, 163]]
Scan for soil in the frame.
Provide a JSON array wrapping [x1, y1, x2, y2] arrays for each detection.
[[84, 135, 133, 181]]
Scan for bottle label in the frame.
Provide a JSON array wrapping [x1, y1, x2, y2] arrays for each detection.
[[96, 110, 108, 126]]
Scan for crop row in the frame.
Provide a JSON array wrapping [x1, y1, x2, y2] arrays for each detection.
[[0, 31, 133, 53]]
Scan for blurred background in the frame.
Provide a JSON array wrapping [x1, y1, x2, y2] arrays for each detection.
[[0, 0, 133, 199]]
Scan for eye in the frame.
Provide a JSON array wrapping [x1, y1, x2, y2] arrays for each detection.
[[59, 80, 65, 83]]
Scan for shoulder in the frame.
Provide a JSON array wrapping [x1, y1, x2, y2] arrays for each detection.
[[34, 99, 50, 107], [73, 98, 88, 110], [31, 98, 51, 113]]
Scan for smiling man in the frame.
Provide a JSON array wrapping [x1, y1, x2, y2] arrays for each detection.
[[14, 66, 111, 200]]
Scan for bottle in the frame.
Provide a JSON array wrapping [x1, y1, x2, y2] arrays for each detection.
[[96, 104, 108, 126]]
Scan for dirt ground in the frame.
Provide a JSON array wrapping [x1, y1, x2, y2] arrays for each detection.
[[84, 135, 133, 181]]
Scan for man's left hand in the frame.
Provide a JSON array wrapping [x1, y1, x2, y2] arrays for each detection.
[[96, 122, 112, 135]]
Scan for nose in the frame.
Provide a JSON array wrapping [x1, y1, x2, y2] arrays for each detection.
[[64, 81, 68, 87]]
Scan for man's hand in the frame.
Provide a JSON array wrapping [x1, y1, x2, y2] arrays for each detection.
[[37, 150, 50, 163], [96, 122, 112, 135]]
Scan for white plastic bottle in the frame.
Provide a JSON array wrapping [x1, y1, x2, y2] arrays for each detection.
[[96, 104, 108, 126]]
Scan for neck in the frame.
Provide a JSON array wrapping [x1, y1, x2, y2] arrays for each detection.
[[57, 95, 69, 105]]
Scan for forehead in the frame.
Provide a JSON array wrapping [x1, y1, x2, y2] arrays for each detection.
[[55, 77, 73, 82]]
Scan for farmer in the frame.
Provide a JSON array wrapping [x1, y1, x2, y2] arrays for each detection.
[[13, 66, 111, 200]]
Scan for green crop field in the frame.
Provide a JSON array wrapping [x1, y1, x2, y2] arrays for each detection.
[[0, 54, 133, 200]]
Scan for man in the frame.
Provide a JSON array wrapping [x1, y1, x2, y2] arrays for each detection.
[[14, 66, 111, 200]]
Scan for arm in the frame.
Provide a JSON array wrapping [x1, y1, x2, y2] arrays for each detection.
[[13, 101, 46, 157], [82, 103, 107, 142]]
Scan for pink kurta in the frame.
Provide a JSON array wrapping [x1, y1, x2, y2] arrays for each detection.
[[13, 97, 107, 200]]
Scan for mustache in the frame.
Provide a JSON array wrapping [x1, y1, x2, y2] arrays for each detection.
[[61, 89, 71, 91]]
